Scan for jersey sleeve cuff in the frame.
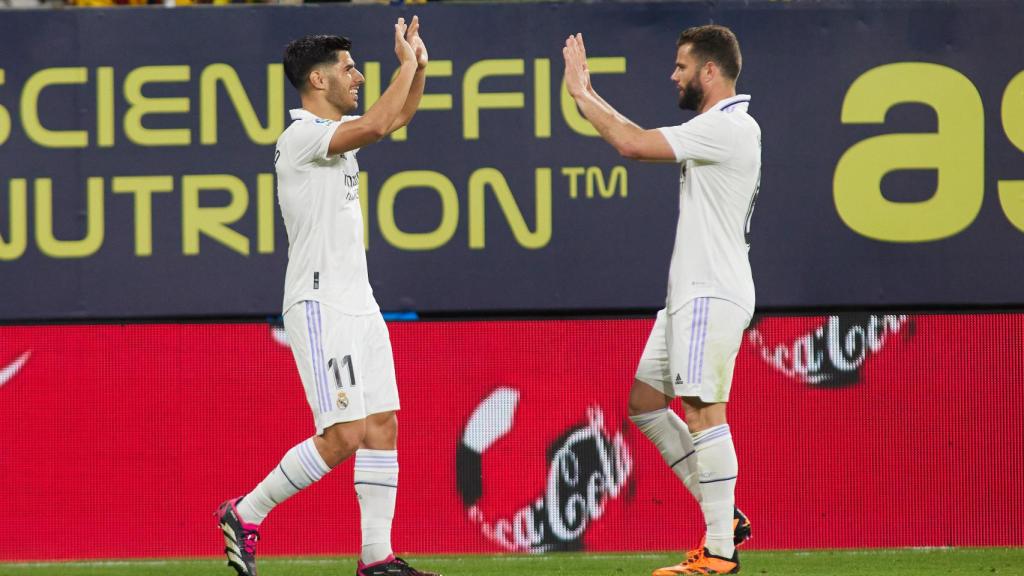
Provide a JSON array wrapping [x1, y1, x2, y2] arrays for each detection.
[[657, 127, 685, 163]]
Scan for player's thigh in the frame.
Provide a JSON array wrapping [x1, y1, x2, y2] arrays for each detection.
[[283, 301, 366, 435], [354, 313, 400, 416], [301, 302, 372, 433], [634, 309, 675, 398], [667, 297, 749, 403]]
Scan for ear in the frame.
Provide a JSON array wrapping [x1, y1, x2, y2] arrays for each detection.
[[703, 60, 717, 83], [308, 68, 326, 91]]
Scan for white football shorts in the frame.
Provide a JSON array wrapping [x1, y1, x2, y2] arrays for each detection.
[[283, 300, 400, 434], [635, 297, 750, 403]]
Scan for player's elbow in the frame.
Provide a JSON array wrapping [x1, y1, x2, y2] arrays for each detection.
[[390, 115, 412, 132], [617, 140, 644, 160], [359, 115, 393, 141], [367, 121, 391, 141]]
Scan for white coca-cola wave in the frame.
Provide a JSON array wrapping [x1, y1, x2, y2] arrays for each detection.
[[0, 351, 31, 389], [747, 314, 909, 385]]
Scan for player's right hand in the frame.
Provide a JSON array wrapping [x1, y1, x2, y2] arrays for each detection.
[[563, 33, 592, 98], [406, 15, 428, 70], [394, 17, 416, 66]]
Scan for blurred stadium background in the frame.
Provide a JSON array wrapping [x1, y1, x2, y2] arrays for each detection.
[[0, 0, 1021, 572]]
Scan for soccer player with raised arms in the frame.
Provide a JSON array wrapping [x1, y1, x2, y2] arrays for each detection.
[[216, 17, 438, 576], [563, 25, 760, 575]]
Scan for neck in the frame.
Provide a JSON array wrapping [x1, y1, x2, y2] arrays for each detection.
[[699, 85, 738, 114], [300, 95, 346, 121]]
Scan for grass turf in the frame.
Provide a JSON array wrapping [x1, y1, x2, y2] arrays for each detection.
[[1, 549, 1022, 576]]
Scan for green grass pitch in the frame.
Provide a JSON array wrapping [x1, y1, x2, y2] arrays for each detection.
[[1, 549, 1022, 576]]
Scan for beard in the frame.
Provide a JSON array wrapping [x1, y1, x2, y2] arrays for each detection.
[[677, 77, 704, 111], [326, 79, 358, 114]]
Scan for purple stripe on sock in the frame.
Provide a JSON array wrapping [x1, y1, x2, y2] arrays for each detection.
[[295, 443, 318, 483], [354, 459, 397, 469], [278, 463, 301, 491], [299, 440, 328, 480], [297, 442, 317, 479], [355, 455, 399, 469], [306, 441, 330, 476], [631, 408, 669, 426], [694, 425, 731, 447], [694, 430, 731, 447], [669, 450, 696, 469], [353, 481, 398, 489]]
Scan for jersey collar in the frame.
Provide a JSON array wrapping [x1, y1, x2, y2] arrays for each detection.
[[710, 94, 751, 113], [290, 108, 323, 121]]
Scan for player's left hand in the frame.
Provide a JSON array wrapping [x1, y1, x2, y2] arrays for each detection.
[[562, 33, 591, 98], [406, 15, 429, 70]]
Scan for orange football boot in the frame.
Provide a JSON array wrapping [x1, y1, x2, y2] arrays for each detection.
[[652, 548, 739, 576]]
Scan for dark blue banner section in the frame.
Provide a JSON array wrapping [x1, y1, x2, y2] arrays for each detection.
[[0, 2, 1022, 319]]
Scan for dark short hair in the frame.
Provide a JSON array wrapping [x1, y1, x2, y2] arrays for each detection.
[[283, 35, 353, 90], [677, 25, 742, 81]]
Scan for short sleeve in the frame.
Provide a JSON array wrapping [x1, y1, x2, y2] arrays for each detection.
[[286, 118, 340, 165], [657, 113, 733, 164], [341, 115, 361, 157]]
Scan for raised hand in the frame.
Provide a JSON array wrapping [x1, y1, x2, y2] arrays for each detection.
[[406, 15, 429, 70], [394, 17, 416, 66], [562, 33, 592, 98]]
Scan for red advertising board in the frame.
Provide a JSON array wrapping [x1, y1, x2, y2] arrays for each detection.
[[0, 314, 1021, 560]]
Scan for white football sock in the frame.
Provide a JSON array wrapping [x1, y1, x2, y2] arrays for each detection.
[[693, 424, 738, 558], [236, 437, 330, 525], [630, 408, 702, 503], [354, 449, 399, 565]]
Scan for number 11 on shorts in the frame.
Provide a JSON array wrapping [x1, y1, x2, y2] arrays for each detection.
[[328, 355, 356, 388]]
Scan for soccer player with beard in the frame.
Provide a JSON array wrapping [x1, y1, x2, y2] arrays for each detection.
[[563, 26, 760, 575], [216, 17, 438, 576]]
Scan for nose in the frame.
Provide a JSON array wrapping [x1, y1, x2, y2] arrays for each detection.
[[354, 69, 365, 85]]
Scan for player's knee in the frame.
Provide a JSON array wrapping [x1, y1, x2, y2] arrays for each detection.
[[363, 411, 398, 449], [320, 421, 366, 465], [680, 398, 727, 432], [628, 379, 671, 416]]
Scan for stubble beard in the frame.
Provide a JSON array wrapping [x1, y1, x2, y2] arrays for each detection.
[[677, 77, 704, 111]]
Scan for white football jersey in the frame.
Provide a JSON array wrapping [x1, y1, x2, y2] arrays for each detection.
[[657, 94, 761, 316], [277, 108, 378, 316]]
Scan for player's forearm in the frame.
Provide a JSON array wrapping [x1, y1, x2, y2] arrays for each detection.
[[574, 90, 646, 158], [364, 60, 419, 138], [390, 66, 426, 132]]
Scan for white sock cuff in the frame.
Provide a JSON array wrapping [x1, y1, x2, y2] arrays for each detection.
[[629, 408, 669, 427], [296, 438, 331, 481], [354, 449, 399, 473], [692, 424, 731, 449]]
